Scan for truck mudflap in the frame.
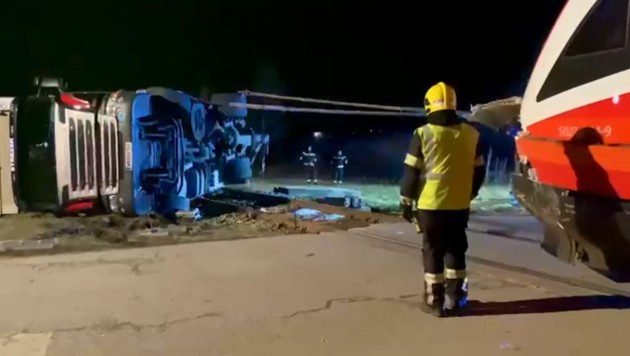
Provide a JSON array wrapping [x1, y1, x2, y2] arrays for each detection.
[[512, 173, 630, 282]]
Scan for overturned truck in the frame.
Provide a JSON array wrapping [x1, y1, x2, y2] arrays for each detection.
[[0, 77, 269, 218]]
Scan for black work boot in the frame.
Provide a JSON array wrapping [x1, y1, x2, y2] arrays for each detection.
[[421, 281, 446, 318], [444, 278, 468, 317]]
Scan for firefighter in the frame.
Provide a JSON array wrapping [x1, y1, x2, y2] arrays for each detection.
[[331, 150, 348, 184], [300, 145, 318, 183], [399, 82, 486, 317]]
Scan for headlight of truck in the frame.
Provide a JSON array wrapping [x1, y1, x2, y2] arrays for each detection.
[[108, 195, 120, 212]]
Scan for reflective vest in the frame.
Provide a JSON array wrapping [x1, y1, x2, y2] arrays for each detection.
[[332, 154, 348, 169], [415, 123, 479, 210], [300, 151, 317, 166]]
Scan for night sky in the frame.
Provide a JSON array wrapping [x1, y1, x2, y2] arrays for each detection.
[[3, 1, 566, 133]]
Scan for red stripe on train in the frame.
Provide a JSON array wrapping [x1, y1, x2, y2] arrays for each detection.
[[527, 92, 630, 144], [516, 137, 630, 200], [527, 160, 630, 199]]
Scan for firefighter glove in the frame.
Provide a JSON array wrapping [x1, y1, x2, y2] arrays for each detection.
[[399, 196, 414, 223]]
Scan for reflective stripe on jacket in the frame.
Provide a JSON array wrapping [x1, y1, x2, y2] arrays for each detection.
[[300, 152, 317, 166], [332, 155, 348, 169]]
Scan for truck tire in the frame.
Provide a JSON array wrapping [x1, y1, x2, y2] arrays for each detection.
[[225, 157, 252, 184]]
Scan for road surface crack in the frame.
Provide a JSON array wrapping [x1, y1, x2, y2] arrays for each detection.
[[15, 311, 223, 336], [12, 257, 162, 276], [284, 293, 421, 318]]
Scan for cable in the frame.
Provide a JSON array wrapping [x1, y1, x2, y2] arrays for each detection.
[[239, 90, 425, 113], [229, 102, 423, 117], [240, 90, 471, 117]]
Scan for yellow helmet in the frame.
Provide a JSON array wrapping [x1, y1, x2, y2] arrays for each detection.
[[424, 82, 457, 114]]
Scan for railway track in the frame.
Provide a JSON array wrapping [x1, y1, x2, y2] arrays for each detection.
[[351, 230, 630, 298]]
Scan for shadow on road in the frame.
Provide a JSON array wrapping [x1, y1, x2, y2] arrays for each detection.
[[462, 295, 630, 316]]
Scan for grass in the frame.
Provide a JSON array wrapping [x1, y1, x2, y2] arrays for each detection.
[[250, 179, 518, 213]]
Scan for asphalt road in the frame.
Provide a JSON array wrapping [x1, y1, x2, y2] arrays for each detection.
[[1, 219, 629, 355]]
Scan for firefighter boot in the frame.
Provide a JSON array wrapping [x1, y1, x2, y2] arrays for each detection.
[[444, 277, 468, 317], [421, 279, 446, 318]]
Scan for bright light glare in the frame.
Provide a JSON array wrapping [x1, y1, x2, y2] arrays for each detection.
[[313, 131, 323, 138], [613, 95, 620, 104]]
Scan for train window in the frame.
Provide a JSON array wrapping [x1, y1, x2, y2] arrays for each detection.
[[86, 121, 95, 190], [69, 118, 78, 191], [103, 122, 111, 187], [77, 121, 86, 189], [565, 0, 629, 56], [537, 0, 630, 101], [110, 122, 118, 187]]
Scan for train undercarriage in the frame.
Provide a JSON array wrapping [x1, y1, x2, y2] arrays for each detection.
[[513, 171, 630, 282]]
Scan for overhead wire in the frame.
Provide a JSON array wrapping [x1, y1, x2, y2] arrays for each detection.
[[239, 90, 425, 113], [238, 90, 471, 117], [229, 102, 423, 117]]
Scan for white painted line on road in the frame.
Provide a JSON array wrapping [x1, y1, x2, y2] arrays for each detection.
[[0, 332, 52, 356]]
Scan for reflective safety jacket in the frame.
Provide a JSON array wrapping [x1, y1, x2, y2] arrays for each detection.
[[400, 122, 484, 210], [332, 154, 348, 169], [300, 151, 317, 166]]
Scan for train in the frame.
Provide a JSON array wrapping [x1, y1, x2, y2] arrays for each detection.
[[0, 77, 269, 218], [512, 0, 630, 282]]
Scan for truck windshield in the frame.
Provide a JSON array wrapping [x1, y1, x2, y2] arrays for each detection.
[[16, 97, 58, 210]]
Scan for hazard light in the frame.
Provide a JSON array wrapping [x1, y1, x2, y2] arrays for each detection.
[[60, 93, 90, 109]]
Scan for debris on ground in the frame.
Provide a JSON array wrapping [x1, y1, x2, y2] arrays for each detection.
[[0, 199, 402, 257], [293, 208, 345, 221]]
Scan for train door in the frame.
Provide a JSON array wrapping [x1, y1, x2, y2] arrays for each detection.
[[0, 98, 18, 214], [96, 113, 119, 211], [61, 107, 98, 203]]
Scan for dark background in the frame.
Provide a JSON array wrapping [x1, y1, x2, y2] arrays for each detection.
[[3, 0, 567, 181]]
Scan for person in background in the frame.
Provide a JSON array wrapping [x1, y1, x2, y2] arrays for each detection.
[[399, 82, 486, 317], [300, 145, 318, 183], [331, 150, 348, 184]]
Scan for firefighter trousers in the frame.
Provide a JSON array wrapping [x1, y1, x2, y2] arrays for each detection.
[[304, 165, 317, 182], [417, 208, 469, 309], [334, 168, 344, 183]]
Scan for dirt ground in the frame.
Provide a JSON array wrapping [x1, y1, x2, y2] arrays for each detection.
[[0, 200, 401, 256]]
